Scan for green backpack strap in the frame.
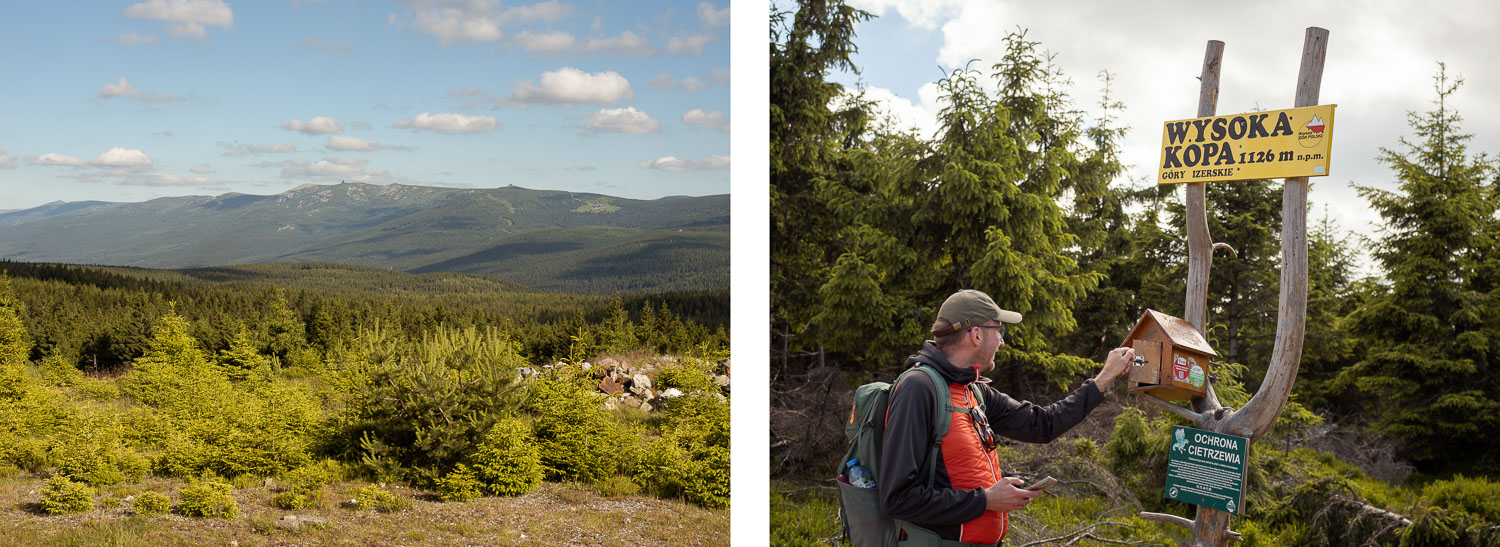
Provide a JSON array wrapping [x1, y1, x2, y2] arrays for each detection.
[[902, 364, 959, 489]]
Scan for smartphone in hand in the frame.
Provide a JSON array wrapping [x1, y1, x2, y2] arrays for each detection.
[[1023, 476, 1057, 492]]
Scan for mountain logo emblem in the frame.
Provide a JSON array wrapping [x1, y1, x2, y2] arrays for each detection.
[[1298, 115, 1327, 148], [1306, 115, 1325, 133]]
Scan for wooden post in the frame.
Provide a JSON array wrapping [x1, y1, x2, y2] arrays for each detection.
[[1184, 41, 1227, 418], [1183, 40, 1223, 336], [1138, 27, 1328, 547]]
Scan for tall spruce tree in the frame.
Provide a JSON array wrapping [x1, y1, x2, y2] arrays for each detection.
[[806, 31, 1120, 389], [1057, 72, 1154, 361], [1340, 65, 1500, 474], [769, 0, 873, 371], [0, 275, 32, 398]]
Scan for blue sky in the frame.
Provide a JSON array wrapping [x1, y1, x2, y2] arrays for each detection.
[[0, 0, 730, 210], [793, 0, 1500, 274]]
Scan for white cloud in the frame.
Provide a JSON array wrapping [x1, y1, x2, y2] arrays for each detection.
[[281, 116, 345, 135], [97, 77, 182, 103], [397, 0, 573, 45], [846, 0, 965, 29], [220, 142, 298, 157], [0, 150, 15, 169], [682, 108, 730, 132], [507, 67, 633, 107], [408, 3, 504, 44], [698, 2, 730, 27], [98, 78, 134, 97], [646, 71, 721, 92], [21, 146, 223, 188], [585, 107, 662, 134], [503, 0, 571, 24], [29, 153, 87, 167], [326, 135, 415, 151], [847, 84, 944, 139], [580, 30, 652, 56], [513, 29, 575, 53], [327, 136, 377, 151], [90, 148, 154, 169], [638, 154, 730, 171], [664, 33, 714, 55], [118, 33, 160, 45], [122, 0, 235, 38], [394, 112, 498, 133], [274, 157, 413, 184]]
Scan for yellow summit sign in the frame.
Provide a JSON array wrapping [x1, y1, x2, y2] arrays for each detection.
[[1157, 104, 1335, 184]]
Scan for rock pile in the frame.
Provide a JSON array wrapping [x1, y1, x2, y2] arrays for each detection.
[[595, 357, 730, 411], [517, 356, 729, 412]]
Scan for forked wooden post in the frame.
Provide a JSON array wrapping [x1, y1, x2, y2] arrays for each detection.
[[1138, 27, 1327, 547]]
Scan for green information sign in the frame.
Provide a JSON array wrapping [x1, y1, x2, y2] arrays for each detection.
[[1164, 426, 1249, 514]]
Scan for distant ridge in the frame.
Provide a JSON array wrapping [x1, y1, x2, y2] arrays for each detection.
[[0, 182, 727, 294]]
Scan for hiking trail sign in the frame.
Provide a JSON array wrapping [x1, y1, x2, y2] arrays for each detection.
[[1164, 426, 1249, 514], [1158, 104, 1335, 184]]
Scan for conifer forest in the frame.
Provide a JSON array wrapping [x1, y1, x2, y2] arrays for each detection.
[[0, 261, 730, 543], [771, 1, 1500, 545]]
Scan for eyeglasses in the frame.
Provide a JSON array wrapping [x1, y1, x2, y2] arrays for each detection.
[[973, 324, 1005, 340], [969, 406, 997, 451]]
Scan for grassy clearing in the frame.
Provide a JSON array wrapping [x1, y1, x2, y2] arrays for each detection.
[[1, 477, 729, 546]]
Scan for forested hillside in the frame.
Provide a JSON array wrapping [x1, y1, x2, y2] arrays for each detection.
[[771, 1, 1500, 545], [0, 183, 729, 295], [0, 261, 729, 542]]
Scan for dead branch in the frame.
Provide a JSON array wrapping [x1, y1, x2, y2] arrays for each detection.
[[1139, 512, 1193, 530], [1139, 392, 1205, 426], [1334, 494, 1412, 527], [1212, 242, 1238, 258], [1017, 521, 1132, 547]]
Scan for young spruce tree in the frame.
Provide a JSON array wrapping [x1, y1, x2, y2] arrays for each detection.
[[1340, 65, 1500, 474]]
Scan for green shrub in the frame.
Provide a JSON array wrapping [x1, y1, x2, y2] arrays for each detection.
[[655, 358, 721, 395], [435, 464, 483, 502], [526, 376, 623, 484], [99, 494, 124, 509], [175, 477, 240, 519], [471, 418, 544, 496], [1423, 475, 1500, 522], [270, 459, 344, 509], [354, 484, 412, 513], [50, 415, 150, 486], [595, 475, 641, 498], [342, 326, 528, 485], [634, 394, 730, 508], [272, 489, 322, 510], [75, 377, 121, 400], [38, 355, 84, 387], [39, 475, 95, 515], [134, 491, 171, 515]]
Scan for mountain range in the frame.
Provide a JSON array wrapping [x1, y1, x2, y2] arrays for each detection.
[[0, 182, 728, 295]]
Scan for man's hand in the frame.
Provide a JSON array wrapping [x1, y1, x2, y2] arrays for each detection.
[[983, 477, 1041, 512], [1095, 346, 1136, 385]]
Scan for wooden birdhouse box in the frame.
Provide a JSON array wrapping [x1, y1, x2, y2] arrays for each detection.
[[1122, 309, 1218, 401]]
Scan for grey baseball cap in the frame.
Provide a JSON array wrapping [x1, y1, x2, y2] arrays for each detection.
[[932, 289, 1023, 334]]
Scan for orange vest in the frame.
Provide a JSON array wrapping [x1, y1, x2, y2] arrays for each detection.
[[939, 382, 1008, 543]]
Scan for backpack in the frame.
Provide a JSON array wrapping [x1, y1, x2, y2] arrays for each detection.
[[837, 364, 985, 546]]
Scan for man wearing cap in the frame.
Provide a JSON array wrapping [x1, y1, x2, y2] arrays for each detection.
[[878, 289, 1135, 545]]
